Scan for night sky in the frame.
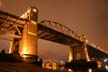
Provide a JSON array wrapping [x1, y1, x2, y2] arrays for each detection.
[[0, 0, 108, 61]]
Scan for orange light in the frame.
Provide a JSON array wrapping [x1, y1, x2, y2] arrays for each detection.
[[88, 68, 92, 72], [21, 47, 28, 55], [33, 9, 37, 12], [68, 48, 73, 62], [85, 47, 90, 61], [20, 37, 28, 57], [97, 61, 102, 68]]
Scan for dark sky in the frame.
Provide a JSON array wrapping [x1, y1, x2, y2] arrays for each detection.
[[0, 0, 108, 61]]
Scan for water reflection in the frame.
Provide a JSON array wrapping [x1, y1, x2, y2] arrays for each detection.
[[42, 62, 96, 72], [42, 61, 108, 72], [66, 67, 108, 72], [67, 68, 93, 72]]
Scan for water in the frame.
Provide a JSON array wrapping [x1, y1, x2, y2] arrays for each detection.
[[42, 60, 108, 72], [42, 63, 108, 72], [57, 66, 108, 72]]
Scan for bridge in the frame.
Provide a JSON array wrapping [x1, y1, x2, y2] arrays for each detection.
[[0, 6, 108, 63]]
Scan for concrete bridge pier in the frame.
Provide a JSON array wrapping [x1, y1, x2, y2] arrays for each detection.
[[68, 47, 73, 62], [19, 7, 38, 57], [66, 41, 99, 68], [68, 42, 90, 62], [9, 7, 38, 58]]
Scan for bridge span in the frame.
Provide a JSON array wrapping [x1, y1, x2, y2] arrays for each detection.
[[0, 6, 108, 63]]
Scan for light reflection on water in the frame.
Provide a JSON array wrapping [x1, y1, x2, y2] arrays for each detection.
[[62, 67, 93, 72], [42, 62, 108, 72], [43, 65, 107, 72], [68, 68, 97, 72], [65, 67, 107, 72], [67, 68, 93, 72]]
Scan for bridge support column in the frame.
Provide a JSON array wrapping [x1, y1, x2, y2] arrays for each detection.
[[9, 7, 38, 59], [9, 31, 19, 54], [69, 42, 90, 61], [9, 39, 15, 53], [68, 47, 73, 62], [19, 7, 38, 57], [83, 42, 90, 61], [72, 45, 84, 61]]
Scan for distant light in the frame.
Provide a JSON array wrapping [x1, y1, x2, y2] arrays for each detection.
[[105, 65, 108, 71], [88, 68, 92, 72], [68, 68, 73, 72], [104, 58, 108, 62], [97, 60, 102, 68], [104, 58, 108, 71], [20, 12, 28, 18], [91, 43, 96, 48], [85, 39, 88, 43], [27, 10, 30, 13], [33, 9, 37, 12]]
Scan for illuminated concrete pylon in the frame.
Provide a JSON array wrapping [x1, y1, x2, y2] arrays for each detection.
[[9, 6, 38, 57], [19, 6, 38, 57], [68, 47, 73, 62], [80, 35, 90, 61], [68, 35, 90, 61]]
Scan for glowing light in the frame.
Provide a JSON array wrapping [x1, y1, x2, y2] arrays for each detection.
[[9, 40, 13, 53], [68, 48, 73, 62], [42, 62, 57, 70], [20, 9, 30, 19], [84, 45, 90, 61], [52, 62, 57, 70], [20, 12, 29, 19], [68, 68, 73, 72], [27, 10, 30, 13], [69, 54, 73, 61], [85, 39, 88, 43], [28, 32, 37, 36], [104, 58, 108, 62], [105, 65, 108, 70], [31, 20, 36, 24], [103, 58, 108, 71], [88, 68, 92, 72], [21, 33, 28, 57], [33, 9, 37, 12], [97, 61, 102, 68], [21, 45, 28, 57]]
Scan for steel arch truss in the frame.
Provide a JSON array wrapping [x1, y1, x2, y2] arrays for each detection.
[[0, 11, 27, 40], [40, 20, 79, 40]]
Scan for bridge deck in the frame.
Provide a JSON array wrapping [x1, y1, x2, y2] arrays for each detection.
[[38, 24, 82, 46]]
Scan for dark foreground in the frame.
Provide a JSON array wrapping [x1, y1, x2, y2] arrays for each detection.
[[0, 51, 107, 72], [0, 62, 69, 72], [0, 62, 108, 72], [0, 51, 68, 72]]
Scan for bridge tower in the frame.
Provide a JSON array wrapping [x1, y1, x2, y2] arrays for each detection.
[[68, 35, 90, 62], [9, 6, 38, 57]]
